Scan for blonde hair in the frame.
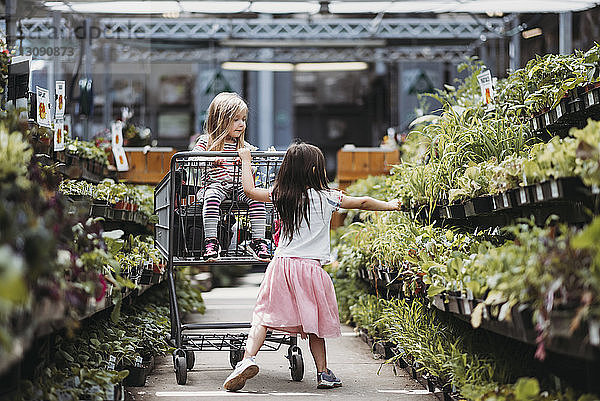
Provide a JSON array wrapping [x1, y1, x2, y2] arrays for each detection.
[[203, 92, 248, 151]]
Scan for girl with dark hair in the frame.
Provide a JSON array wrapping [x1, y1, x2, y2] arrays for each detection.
[[222, 143, 400, 392]]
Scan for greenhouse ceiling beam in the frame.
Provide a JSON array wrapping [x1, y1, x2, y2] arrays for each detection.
[[107, 46, 473, 64], [18, 17, 506, 40]]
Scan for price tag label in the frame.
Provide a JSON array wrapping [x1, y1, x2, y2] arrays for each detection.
[[532, 118, 538, 130], [519, 188, 527, 204], [492, 197, 497, 209], [466, 289, 474, 300], [544, 112, 551, 126], [502, 192, 509, 207], [555, 105, 563, 119], [535, 184, 544, 201], [550, 180, 559, 198], [592, 184, 600, 194], [588, 91, 595, 106]]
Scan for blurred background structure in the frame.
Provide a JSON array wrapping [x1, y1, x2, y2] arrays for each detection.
[[2, 0, 599, 176]]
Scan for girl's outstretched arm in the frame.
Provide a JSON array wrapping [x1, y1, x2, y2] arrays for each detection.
[[238, 148, 270, 202], [340, 194, 400, 211]]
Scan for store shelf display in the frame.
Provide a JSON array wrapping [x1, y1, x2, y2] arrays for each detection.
[[329, 46, 600, 400]]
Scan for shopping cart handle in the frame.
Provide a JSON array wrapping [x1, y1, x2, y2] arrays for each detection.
[[173, 150, 287, 159], [182, 322, 252, 330]]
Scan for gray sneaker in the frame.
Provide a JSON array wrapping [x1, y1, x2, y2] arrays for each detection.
[[223, 356, 259, 392], [317, 369, 342, 389]]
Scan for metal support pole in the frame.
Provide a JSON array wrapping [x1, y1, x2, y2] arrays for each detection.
[[559, 12, 573, 55], [5, 0, 17, 48], [509, 14, 520, 72], [257, 70, 274, 150], [83, 18, 92, 140], [103, 43, 112, 127]]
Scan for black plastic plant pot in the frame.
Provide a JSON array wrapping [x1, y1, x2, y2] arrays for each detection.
[[491, 191, 515, 210], [138, 269, 153, 285], [446, 296, 461, 314], [124, 366, 147, 387], [582, 86, 600, 109], [530, 114, 543, 132], [464, 196, 493, 216], [540, 176, 588, 201], [532, 183, 546, 203], [440, 206, 452, 219], [567, 95, 584, 114], [151, 272, 161, 284], [514, 186, 534, 206], [448, 204, 466, 218]]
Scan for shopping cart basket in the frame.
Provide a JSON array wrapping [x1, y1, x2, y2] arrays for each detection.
[[154, 150, 304, 385]]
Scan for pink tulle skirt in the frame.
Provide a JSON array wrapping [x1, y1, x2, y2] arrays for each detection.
[[251, 257, 341, 339]]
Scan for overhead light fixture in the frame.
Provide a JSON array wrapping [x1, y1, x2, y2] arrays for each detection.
[[180, 1, 250, 14], [220, 39, 386, 48], [250, 2, 320, 14], [45, 1, 181, 14], [221, 61, 368, 72], [295, 62, 368, 71], [522, 27, 543, 39], [222, 62, 294, 71]]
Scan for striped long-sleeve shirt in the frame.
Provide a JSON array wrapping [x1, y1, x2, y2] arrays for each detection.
[[192, 134, 254, 183]]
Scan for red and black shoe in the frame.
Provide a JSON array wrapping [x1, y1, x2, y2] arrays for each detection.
[[248, 239, 271, 262], [203, 238, 221, 261]]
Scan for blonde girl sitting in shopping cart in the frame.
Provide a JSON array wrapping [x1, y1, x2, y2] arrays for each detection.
[[193, 92, 270, 262]]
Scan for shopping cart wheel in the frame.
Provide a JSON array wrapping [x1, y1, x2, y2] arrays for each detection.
[[229, 349, 244, 369], [175, 354, 187, 385], [185, 350, 195, 370], [288, 346, 304, 381]]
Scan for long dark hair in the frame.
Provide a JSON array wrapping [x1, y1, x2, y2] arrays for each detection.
[[272, 143, 330, 241]]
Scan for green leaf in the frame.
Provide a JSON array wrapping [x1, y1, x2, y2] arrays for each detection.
[[514, 377, 540, 400], [59, 349, 75, 362]]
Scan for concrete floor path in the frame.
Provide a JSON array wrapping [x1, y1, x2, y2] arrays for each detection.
[[126, 272, 438, 401]]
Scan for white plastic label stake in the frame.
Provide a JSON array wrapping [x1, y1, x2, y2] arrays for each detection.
[[532, 118, 538, 130], [588, 91, 595, 106], [520, 188, 527, 204], [555, 105, 562, 119], [462, 298, 472, 315], [492, 197, 497, 209], [590, 321, 600, 346], [536, 184, 544, 201], [550, 180, 559, 198], [502, 192, 509, 207], [544, 112, 551, 126], [135, 356, 143, 367]]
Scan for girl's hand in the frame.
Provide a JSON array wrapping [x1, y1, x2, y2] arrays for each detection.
[[238, 148, 252, 162], [388, 199, 402, 211], [213, 157, 226, 166]]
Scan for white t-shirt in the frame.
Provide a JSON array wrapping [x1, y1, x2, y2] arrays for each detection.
[[273, 188, 343, 265]]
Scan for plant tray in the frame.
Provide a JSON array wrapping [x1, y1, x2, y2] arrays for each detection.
[[464, 196, 493, 216], [514, 186, 534, 206]]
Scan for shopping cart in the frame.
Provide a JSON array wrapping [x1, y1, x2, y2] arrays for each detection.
[[154, 150, 304, 385]]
